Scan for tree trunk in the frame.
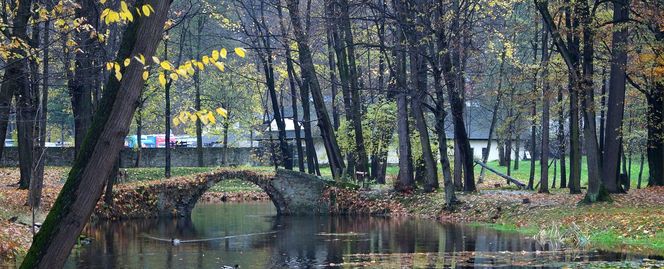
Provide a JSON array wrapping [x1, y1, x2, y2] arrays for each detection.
[[647, 91, 664, 186], [599, 70, 607, 165], [410, 54, 438, 191], [338, 0, 369, 177], [285, 0, 345, 178], [506, 137, 512, 177], [479, 48, 507, 183], [277, 3, 305, 172], [222, 122, 229, 165], [300, 79, 318, 174], [16, 73, 36, 190], [514, 138, 520, 170], [638, 153, 644, 189], [558, 86, 567, 188], [446, 69, 475, 192], [498, 142, 506, 166], [396, 90, 414, 191], [258, 30, 293, 170], [0, 0, 32, 186], [601, 0, 629, 193], [579, 0, 608, 203], [392, 11, 414, 190], [529, 31, 537, 188], [30, 19, 50, 209], [329, 15, 356, 175], [70, 0, 100, 156], [135, 104, 142, 168], [104, 158, 119, 206], [164, 39, 172, 178], [20, 0, 170, 266], [536, 0, 582, 193], [432, 26, 456, 203], [540, 25, 550, 194]]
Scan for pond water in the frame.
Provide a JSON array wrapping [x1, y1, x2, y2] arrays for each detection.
[[63, 202, 659, 268]]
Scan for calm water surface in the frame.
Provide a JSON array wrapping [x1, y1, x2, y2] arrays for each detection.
[[63, 202, 659, 268]]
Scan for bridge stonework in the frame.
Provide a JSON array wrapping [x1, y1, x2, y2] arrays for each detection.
[[174, 169, 334, 217], [96, 169, 337, 219]]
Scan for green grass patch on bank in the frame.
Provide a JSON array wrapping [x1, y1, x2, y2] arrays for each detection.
[[208, 179, 262, 193], [122, 167, 215, 182], [480, 205, 664, 256]]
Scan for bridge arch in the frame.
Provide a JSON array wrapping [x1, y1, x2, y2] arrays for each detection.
[[168, 169, 336, 217], [97, 169, 338, 219]]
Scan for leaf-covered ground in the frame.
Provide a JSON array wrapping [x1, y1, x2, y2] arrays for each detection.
[[398, 186, 664, 256]]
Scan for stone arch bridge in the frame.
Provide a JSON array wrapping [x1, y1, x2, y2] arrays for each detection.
[[96, 169, 343, 219]]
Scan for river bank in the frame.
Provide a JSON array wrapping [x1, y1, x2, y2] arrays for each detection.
[[326, 177, 664, 257], [2, 167, 664, 264]]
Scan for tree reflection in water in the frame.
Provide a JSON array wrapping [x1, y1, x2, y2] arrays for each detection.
[[64, 202, 660, 268]]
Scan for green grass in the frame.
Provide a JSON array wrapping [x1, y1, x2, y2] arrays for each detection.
[[208, 179, 262, 192], [474, 157, 649, 189], [122, 167, 215, 182]]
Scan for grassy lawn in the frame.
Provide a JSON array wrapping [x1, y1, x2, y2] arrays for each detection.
[[271, 155, 649, 190], [475, 157, 649, 189]]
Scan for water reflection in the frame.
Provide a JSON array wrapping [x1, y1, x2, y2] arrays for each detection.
[[64, 202, 657, 268]]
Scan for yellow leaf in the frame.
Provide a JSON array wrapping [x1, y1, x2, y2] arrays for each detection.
[[169, 73, 178, 81], [120, 1, 133, 22], [100, 9, 110, 21], [202, 55, 210, 65], [114, 71, 122, 81], [109, 11, 120, 24], [189, 112, 197, 122], [200, 113, 209, 125], [216, 107, 228, 118], [124, 58, 131, 67], [178, 111, 188, 123], [100, 0, 107, 4], [220, 48, 227, 59], [214, 61, 225, 72], [142, 71, 149, 80], [142, 5, 151, 16], [195, 61, 204, 70], [207, 112, 216, 124], [106, 62, 114, 71], [158, 72, 166, 87], [121, 1, 129, 13], [124, 10, 134, 22], [172, 117, 180, 126], [176, 68, 187, 77], [212, 50, 219, 61], [134, 54, 146, 65], [234, 47, 246, 58], [152, 56, 160, 64], [160, 61, 172, 70]]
